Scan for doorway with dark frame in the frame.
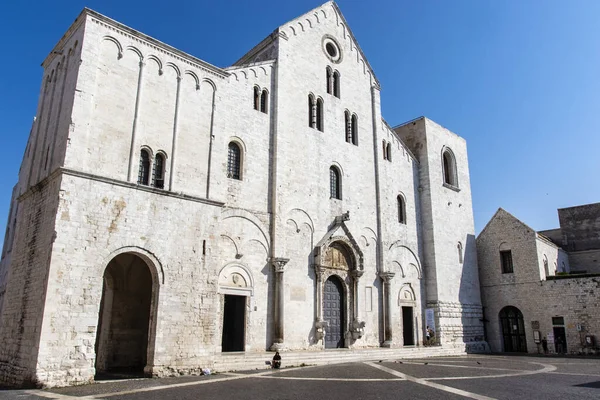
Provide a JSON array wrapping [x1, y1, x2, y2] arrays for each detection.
[[402, 306, 415, 345], [221, 294, 246, 352]]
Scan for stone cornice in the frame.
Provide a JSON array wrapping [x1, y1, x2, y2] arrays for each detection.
[[23, 167, 225, 207]]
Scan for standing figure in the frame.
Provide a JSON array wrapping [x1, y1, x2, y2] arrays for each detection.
[[541, 337, 548, 354]]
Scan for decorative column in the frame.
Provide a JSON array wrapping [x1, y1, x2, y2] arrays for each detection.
[[379, 271, 395, 347], [270, 257, 289, 351], [313, 265, 328, 342], [350, 269, 365, 341]]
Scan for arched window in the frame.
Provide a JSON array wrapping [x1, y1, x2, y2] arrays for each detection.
[[351, 114, 358, 145], [138, 149, 150, 185], [260, 89, 268, 114], [442, 148, 458, 187], [227, 142, 242, 180], [326, 67, 333, 94], [308, 94, 315, 128], [499, 306, 527, 352], [382, 140, 388, 160], [386, 142, 392, 161], [330, 166, 341, 200], [253, 86, 260, 110], [543, 256, 549, 277], [316, 97, 324, 132], [333, 71, 340, 98], [457, 242, 463, 263], [153, 153, 165, 189], [397, 195, 406, 224], [345, 111, 351, 142]]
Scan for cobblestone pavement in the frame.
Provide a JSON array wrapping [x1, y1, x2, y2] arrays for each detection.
[[1, 355, 600, 400]]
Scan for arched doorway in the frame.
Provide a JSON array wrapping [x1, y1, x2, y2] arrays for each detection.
[[95, 253, 154, 378], [499, 306, 527, 352], [324, 276, 345, 349]]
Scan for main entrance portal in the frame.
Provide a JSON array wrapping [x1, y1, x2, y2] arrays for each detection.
[[324, 276, 345, 348], [95, 253, 153, 377]]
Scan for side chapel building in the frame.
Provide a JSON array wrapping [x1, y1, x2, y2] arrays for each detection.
[[0, 1, 486, 387]]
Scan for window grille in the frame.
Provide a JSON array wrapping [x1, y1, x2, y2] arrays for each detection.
[[227, 142, 241, 180], [138, 149, 150, 185], [330, 166, 341, 199]]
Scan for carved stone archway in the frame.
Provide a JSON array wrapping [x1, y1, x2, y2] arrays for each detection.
[[312, 213, 365, 347]]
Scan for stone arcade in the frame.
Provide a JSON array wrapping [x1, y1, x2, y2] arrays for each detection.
[[0, 1, 486, 387]]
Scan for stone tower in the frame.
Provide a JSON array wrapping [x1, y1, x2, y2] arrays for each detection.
[[395, 118, 486, 348]]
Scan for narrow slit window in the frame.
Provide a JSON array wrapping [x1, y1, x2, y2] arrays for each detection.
[[382, 140, 387, 160], [138, 149, 151, 185], [458, 242, 463, 263], [153, 153, 165, 189], [397, 195, 406, 224], [351, 114, 358, 145], [308, 94, 315, 128], [260, 89, 268, 114], [316, 98, 324, 132], [386, 142, 392, 161], [333, 71, 340, 98]]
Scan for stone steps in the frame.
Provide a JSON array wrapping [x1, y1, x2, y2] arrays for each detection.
[[213, 346, 464, 372]]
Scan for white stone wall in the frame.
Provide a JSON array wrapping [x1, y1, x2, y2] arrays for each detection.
[[0, 2, 485, 387]]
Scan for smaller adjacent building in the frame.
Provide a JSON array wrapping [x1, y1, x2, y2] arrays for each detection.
[[477, 204, 600, 355]]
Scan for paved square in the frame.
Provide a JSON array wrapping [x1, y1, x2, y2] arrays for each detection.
[[1, 355, 599, 400]]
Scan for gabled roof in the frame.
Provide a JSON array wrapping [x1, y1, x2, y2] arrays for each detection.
[[477, 207, 538, 240], [234, 1, 380, 87]]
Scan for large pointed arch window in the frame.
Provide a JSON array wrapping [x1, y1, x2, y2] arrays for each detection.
[[227, 142, 242, 180], [138, 149, 151, 186], [330, 166, 341, 200]]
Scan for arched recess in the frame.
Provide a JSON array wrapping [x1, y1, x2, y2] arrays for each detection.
[[94, 249, 162, 377], [313, 214, 365, 347], [499, 306, 527, 352], [218, 263, 255, 297]]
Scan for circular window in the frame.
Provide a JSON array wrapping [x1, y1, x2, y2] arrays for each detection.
[[326, 42, 337, 58], [322, 36, 342, 63]]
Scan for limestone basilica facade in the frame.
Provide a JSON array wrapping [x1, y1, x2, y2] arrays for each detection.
[[0, 1, 485, 387]]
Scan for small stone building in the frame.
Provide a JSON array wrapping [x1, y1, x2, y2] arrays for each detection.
[[0, 1, 485, 387], [477, 206, 600, 354]]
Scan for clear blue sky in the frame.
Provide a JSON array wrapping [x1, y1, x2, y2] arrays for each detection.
[[1, 0, 600, 247]]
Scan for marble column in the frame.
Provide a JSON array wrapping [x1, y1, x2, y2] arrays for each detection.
[[270, 257, 289, 351], [380, 271, 395, 347]]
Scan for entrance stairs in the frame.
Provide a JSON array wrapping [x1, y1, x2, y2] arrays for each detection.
[[213, 346, 464, 372]]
